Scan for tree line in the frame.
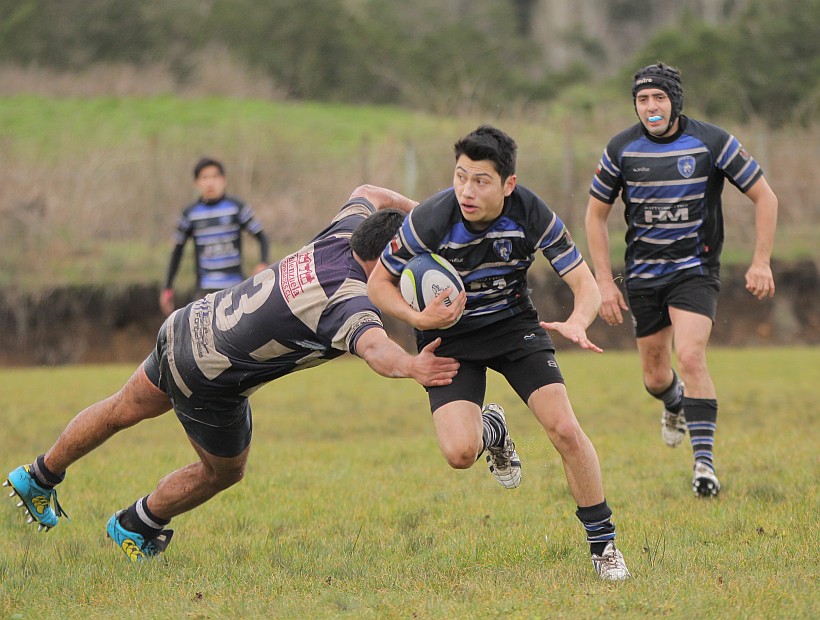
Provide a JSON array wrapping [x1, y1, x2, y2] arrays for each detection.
[[0, 0, 817, 126]]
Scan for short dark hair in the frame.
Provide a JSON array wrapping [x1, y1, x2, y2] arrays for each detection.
[[193, 157, 225, 179], [350, 209, 406, 261], [453, 125, 517, 180]]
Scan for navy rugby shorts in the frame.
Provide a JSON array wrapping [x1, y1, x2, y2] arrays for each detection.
[[142, 320, 253, 458], [416, 308, 565, 413], [626, 274, 721, 339]]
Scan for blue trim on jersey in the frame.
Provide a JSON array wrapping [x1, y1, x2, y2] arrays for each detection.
[[380, 185, 583, 334], [587, 117, 764, 288]]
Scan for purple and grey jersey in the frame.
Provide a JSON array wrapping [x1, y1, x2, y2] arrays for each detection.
[[173, 194, 265, 290], [589, 116, 763, 289], [380, 185, 582, 336], [165, 199, 382, 412]]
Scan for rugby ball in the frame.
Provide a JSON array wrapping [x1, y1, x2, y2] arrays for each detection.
[[399, 253, 464, 327]]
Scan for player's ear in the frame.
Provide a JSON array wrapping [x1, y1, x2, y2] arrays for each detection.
[[503, 174, 517, 197]]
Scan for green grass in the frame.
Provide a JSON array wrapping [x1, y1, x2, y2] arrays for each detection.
[[0, 347, 818, 618]]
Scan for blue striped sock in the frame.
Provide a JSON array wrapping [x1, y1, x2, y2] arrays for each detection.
[[481, 406, 507, 453], [683, 397, 718, 471], [647, 369, 684, 413], [576, 500, 615, 556]]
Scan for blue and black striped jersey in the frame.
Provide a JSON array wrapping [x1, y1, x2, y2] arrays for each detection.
[[380, 185, 582, 335], [589, 116, 763, 289], [174, 195, 265, 291], [165, 199, 383, 414]]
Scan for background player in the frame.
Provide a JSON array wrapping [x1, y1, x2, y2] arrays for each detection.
[[584, 62, 778, 497], [160, 156, 270, 315]]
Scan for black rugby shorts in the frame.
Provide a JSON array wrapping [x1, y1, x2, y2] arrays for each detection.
[[142, 321, 253, 458], [627, 275, 720, 339], [417, 308, 565, 413]]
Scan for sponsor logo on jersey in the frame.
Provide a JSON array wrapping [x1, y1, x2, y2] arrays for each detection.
[[493, 239, 512, 261], [523, 333, 536, 341], [191, 300, 213, 358], [633, 167, 650, 173], [677, 156, 696, 178], [643, 206, 690, 223], [280, 250, 317, 303]]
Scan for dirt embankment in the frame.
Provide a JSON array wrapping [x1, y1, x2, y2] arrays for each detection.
[[1, 260, 818, 367]]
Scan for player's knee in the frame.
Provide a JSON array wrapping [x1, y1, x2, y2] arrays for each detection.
[[209, 464, 246, 491], [675, 348, 708, 378], [546, 418, 584, 452], [441, 444, 480, 469], [642, 367, 673, 394]]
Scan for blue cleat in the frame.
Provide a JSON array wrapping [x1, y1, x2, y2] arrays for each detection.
[[4, 465, 67, 532], [106, 511, 174, 562]]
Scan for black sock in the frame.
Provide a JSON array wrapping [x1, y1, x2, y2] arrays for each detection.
[[118, 496, 170, 539], [576, 499, 616, 556], [647, 370, 684, 414], [31, 454, 65, 489]]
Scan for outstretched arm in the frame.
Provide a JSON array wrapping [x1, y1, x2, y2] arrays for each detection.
[[540, 262, 603, 353], [350, 184, 418, 214], [354, 328, 459, 387], [744, 176, 778, 299]]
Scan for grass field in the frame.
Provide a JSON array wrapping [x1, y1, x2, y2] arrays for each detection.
[[0, 347, 817, 619]]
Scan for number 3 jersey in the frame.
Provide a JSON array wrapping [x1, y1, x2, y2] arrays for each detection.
[[589, 116, 763, 289], [165, 199, 383, 405]]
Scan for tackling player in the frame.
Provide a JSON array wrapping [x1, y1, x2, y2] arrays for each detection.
[[4, 185, 459, 561]]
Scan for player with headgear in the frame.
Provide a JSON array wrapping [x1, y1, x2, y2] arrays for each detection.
[[585, 61, 779, 497]]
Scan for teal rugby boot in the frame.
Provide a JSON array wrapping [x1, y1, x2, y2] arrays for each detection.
[[106, 511, 174, 562], [4, 465, 67, 532]]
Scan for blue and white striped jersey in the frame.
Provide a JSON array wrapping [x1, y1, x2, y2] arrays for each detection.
[[174, 195, 265, 290], [589, 116, 763, 289], [165, 199, 383, 413], [380, 185, 582, 335]]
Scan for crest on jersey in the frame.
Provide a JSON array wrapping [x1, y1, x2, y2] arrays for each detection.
[[493, 239, 512, 261], [677, 156, 696, 178]]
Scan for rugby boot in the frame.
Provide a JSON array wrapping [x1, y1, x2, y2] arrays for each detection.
[[106, 511, 174, 562], [4, 465, 67, 531], [483, 404, 522, 489]]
